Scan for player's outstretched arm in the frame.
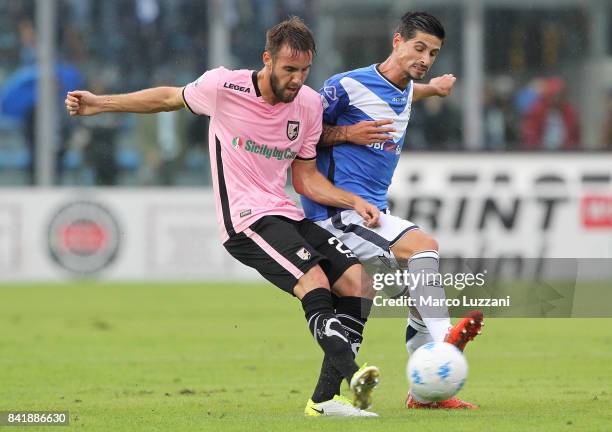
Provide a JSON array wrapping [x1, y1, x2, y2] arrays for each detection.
[[412, 74, 456, 101], [292, 159, 380, 227], [319, 120, 395, 147], [65, 87, 185, 117]]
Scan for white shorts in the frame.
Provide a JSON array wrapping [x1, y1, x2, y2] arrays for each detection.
[[317, 211, 420, 307], [315, 210, 418, 263]]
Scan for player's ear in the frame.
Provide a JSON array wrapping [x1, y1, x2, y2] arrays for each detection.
[[392, 33, 403, 49], [263, 51, 272, 69]]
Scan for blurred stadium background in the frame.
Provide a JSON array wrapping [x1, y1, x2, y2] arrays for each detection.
[[0, 0, 611, 279]]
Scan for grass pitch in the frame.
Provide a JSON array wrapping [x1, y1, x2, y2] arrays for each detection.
[[1, 282, 610, 431]]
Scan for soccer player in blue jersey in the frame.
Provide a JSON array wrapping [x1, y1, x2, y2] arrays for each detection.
[[302, 12, 484, 412]]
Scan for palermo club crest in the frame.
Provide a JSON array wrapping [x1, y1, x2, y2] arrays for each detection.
[[287, 121, 300, 141], [296, 247, 311, 261]]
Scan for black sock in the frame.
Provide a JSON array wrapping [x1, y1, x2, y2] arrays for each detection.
[[301, 289, 359, 384], [311, 296, 373, 403], [336, 296, 372, 356]]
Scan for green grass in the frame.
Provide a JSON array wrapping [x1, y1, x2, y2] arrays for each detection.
[[1, 282, 611, 431]]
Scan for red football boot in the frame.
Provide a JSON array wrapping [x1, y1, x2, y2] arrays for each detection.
[[406, 393, 478, 409], [444, 310, 484, 352]]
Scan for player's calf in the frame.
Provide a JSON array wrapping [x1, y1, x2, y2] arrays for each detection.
[[301, 288, 360, 381], [310, 296, 374, 404]]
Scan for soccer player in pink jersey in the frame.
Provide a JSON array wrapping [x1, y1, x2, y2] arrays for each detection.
[[66, 17, 381, 417]]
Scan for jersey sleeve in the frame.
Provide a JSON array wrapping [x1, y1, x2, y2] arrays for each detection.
[[319, 75, 349, 125], [296, 96, 323, 160], [182, 67, 224, 116]]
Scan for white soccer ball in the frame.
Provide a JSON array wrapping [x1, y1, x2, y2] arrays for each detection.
[[407, 341, 468, 402]]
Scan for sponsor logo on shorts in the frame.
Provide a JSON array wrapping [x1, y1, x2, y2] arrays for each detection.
[[296, 247, 311, 261], [240, 209, 252, 218]]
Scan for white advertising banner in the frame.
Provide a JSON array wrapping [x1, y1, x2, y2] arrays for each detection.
[[1, 154, 611, 281], [388, 154, 612, 259], [0, 189, 258, 281]]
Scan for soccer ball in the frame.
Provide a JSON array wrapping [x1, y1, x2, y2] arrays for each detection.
[[407, 342, 468, 402]]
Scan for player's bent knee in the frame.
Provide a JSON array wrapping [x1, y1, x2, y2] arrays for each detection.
[[293, 265, 330, 299], [418, 236, 439, 253], [391, 230, 439, 260]]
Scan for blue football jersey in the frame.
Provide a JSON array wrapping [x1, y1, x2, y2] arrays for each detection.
[[301, 64, 414, 221]]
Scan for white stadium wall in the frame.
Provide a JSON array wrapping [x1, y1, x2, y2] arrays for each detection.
[[0, 154, 611, 281]]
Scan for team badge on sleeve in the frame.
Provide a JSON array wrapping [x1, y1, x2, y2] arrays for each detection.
[[287, 121, 300, 141], [323, 86, 337, 100]]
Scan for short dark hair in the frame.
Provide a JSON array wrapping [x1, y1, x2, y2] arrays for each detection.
[[396, 12, 445, 41], [265, 16, 316, 58]]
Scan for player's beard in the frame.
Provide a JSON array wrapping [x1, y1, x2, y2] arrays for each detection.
[[409, 63, 429, 80], [270, 71, 299, 103]]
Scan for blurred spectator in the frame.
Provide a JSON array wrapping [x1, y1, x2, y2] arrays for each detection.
[[521, 77, 580, 150], [156, 110, 181, 185], [420, 97, 461, 150], [135, 0, 162, 72], [18, 18, 36, 65], [135, 111, 182, 186], [61, 24, 88, 64], [23, 103, 72, 185], [188, 115, 209, 149], [403, 97, 461, 151], [484, 77, 520, 150], [75, 80, 120, 186]]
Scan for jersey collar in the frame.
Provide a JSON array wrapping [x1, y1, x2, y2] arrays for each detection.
[[251, 71, 262, 97], [373, 64, 410, 94]]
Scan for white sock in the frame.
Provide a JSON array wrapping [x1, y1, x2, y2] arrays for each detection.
[[422, 317, 451, 342], [407, 250, 451, 342]]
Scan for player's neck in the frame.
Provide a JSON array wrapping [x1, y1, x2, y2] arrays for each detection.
[[377, 58, 409, 90], [256, 69, 280, 106]]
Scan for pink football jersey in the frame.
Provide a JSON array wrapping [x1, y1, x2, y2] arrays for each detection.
[[183, 67, 323, 243]]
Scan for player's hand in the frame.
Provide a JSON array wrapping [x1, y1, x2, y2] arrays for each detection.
[[346, 119, 395, 145], [353, 197, 380, 228], [65, 90, 102, 116], [429, 74, 456, 97]]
